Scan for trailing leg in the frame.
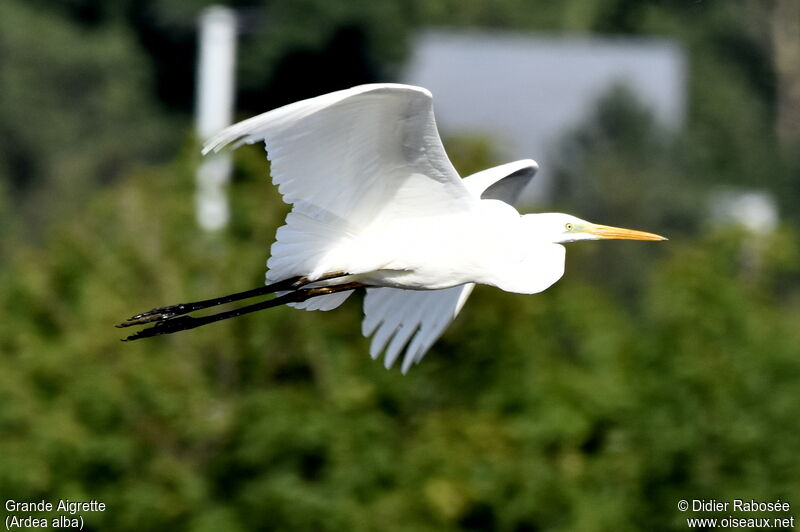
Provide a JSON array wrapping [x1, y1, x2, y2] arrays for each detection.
[[119, 282, 365, 341], [118, 271, 348, 327]]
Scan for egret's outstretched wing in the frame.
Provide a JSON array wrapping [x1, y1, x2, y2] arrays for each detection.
[[363, 284, 474, 374], [362, 160, 539, 372], [462, 159, 538, 205], [203, 84, 476, 226]]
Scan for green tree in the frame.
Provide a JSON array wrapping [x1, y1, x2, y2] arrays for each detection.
[[1, 148, 798, 530], [0, 1, 180, 228]]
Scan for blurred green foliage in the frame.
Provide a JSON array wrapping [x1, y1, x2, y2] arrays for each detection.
[[1, 148, 799, 530], [0, 1, 180, 229], [1, 0, 800, 530]]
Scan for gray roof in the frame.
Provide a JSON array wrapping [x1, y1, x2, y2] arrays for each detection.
[[402, 30, 687, 203]]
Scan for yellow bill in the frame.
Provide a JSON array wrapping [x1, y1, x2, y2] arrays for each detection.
[[587, 224, 667, 241]]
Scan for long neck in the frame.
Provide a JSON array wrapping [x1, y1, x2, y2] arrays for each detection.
[[494, 241, 565, 294], [479, 215, 567, 294]]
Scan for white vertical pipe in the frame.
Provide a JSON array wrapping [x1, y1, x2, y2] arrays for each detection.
[[195, 6, 237, 231]]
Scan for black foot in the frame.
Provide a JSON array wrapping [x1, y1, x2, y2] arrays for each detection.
[[117, 304, 189, 328], [121, 315, 198, 340]]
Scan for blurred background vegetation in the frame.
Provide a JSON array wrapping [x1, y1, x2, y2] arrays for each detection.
[[1, 0, 799, 530]]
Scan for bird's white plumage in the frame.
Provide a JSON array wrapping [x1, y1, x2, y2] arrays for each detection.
[[361, 159, 539, 372], [204, 83, 476, 225], [118, 84, 664, 366], [205, 84, 482, 313], [203, 84, 573, 372], [462, 159, 539, 204], [363, 284, 474, 373]]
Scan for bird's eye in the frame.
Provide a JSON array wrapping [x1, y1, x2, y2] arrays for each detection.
[[565, 223, 574, 231]]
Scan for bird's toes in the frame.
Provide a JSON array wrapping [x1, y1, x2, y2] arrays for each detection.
[[116, 312, 176, 328], [127, 304, 183, 321], [120, 315, 192, 341]]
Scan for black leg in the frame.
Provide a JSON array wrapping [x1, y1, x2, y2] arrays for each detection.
[[120, 282, 364, 341], [118, 271, 349, 327]]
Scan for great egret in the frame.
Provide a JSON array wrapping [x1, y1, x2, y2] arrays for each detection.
[[119, 84, 665, 373]]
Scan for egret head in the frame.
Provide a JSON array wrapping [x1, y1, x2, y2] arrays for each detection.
[[523, 213, 667, 244]]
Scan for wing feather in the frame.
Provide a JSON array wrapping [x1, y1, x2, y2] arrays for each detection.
[[204, 84, 476, 225], [205, 85, 541, 372], [362, 160, 538, 372], [205, 84, 479, 291], [461, 159, 538, 204], [364, 285, 472, 373]]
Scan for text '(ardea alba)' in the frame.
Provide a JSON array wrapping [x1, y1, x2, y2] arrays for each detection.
[[119, 84, 666, 373]]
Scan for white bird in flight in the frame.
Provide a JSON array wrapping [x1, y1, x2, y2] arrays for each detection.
[[120, 83, 666, 373]]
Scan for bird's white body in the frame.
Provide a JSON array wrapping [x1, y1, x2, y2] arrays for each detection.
[[310, 200, 564, 294], [200, 83, 664, 372]]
